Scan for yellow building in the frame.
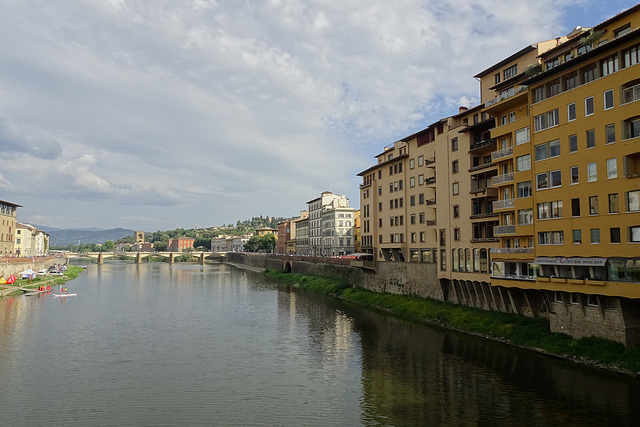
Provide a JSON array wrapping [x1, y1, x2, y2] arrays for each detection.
[[358, 4, 640, 346], [0, 199, 20, 255], [488, 5, 640, 345]]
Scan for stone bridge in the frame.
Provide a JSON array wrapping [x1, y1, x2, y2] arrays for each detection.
[[65, 251, 225, 264]]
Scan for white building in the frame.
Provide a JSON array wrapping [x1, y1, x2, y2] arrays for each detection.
[[307, 191, 351, 256]]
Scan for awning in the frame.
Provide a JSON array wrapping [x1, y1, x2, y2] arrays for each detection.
[[533, 257, 607, 266]]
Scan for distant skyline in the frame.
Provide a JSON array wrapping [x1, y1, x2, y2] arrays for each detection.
[[1, 0, 637, 231]]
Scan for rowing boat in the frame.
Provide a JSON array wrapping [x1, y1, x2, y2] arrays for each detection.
[[53, 293, 77, 298]]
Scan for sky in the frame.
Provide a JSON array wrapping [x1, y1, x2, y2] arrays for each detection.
[[0, 0, 637, 231]]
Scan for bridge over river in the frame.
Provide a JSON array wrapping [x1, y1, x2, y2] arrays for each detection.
[[65, 251, 226, 264]]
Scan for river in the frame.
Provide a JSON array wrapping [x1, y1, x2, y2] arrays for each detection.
[[0, 262, 639, 426]]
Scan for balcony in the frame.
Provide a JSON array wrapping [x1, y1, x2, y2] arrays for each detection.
[[484, 85, 527, 107], [470, 237, 499, 243], [425, 177, 436, 186], [470, 138, 496, 152], [470, 212, 499, 220], [426, 198, 437, 206], [425, 157, 436, 167], [490, 273, 536, 281], [468, 161, 496, 172], [359, 182, 372, 189], [492, 172, 514, 186], [622, 83, 640, 104], [494, 225, 516, 235], [491, 146, 513, 162], [426, 220, 437, 226], [492, 198, 515, 210], [490, 247, 534, 254]]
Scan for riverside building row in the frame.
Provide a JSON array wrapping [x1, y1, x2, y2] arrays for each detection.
[[0, 199, 50, 257], [358, 4, 640, 346]]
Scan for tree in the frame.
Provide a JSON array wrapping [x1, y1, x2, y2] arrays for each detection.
[[259, 234, 276, 252], [103, 240, 115, 251]]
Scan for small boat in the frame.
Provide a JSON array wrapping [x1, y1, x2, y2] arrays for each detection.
[[25, 291, 44, 296], [53, 293, 77, 298]]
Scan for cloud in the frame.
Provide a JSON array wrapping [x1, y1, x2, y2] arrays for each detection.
[[0, 0, 613, 230]]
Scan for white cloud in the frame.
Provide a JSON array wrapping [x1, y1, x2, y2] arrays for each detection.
[[0, 0, 626, 229]]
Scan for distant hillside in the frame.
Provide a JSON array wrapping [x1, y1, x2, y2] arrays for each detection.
[[40, 227, 136, 246]]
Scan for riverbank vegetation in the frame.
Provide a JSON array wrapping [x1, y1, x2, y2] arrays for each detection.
[[2, 265, 85, 296], [265, 269, 640, 374]]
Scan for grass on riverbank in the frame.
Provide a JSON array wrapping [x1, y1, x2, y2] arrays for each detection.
[[2, 265, 85, 295], [265, 269, 640, 374]]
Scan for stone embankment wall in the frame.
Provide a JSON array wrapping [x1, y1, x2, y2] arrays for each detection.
[[1, 256, 59, 279], [225, 253, 442, 299]]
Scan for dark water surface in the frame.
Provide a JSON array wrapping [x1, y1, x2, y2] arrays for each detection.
[[1, 263, 639, 426]]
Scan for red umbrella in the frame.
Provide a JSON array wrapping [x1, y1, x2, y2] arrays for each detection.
[[6, 275, 16, 284]]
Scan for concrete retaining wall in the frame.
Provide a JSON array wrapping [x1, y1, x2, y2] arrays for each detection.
[[1, 256, 59, 279]]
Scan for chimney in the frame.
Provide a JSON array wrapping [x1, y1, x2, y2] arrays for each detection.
[[459, 106, 468, 114]]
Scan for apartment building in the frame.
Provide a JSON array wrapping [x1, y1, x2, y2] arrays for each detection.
[[294, 215, 309, 255], [0, 199, 20, 255], [488, 5, 640, 345], [358, 4, 640, 345], [321, 203, 356, 256], [307, 191, 350, 256]]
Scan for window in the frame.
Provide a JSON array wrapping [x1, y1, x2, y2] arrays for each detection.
[[590, 228, 600, 244], [501, 115, 507, 126], [451, 137, 458, 151], [582, 63, 596, 82], [410, 159, 415, 169], [418, 175, 424, 185], [410, 195, 415, 206], [453, 205, 460, 218], [573, 230, 582, 244], [517, 181, 532, 198], [533, 86, 544, 103], [419, 193, 425, 205], [586, 129, 595, 148], [630, 226, 640, 243], [568, 103, 576, 121], [627, 190, 640, 212], [410, 177, 415, 188], [410, 214, 416, 224], [604, 89, 614, 110], [572, 198, 581, 216], [589, 196, 599, 215], [534, 109, 559, 132], [624, 44, 640, 67], [495, 73, 501, 84], [452, 160, 459, 174], [536, 170, 561, 189], [509, 112, 515, 123], [535, 140, 560, 160], [626, 117, 640, 139], [565, 72, 577, 90], [569, 134, 578, 153], [518, 209, 533, 225], [452, 182, 459, 195], [606, 124, 616, 144], [587, 162, 597, 182], [615, 23, 631, 38], [378, 186, 382, 195], [609, 193, 619, 213], [504, 64, 517, 79], [602, 56, 619, 76], [607, 158, 617, 179], [453, 228, 460, 241], [515, 127, 530, 145], [611, 227, 621, 244], [418, 155, 424, 166], [570, 166, 579, 184], [538, 231, 564, 245], [516, 154, 531, 171], [537, 200, 563, 219], [585, 96, 594, 116]]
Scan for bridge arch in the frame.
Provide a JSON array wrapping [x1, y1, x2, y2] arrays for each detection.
[[284, 260, 293, 273]]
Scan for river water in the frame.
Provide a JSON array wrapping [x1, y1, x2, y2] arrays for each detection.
[[1, 262, 639, 426]]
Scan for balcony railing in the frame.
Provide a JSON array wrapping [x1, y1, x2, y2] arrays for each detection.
[[425, 177, 436, 185], [426, 220, 437, 226], [490, 247, 534, 254], [491, 146, 513, 162], [426, 198, 437, 206], [484, 85, 527, 107], [470, 138, 496, 151], [493, 198, 515, 210], [494, 225, 516, 235], [425, 157, 436, 167], [490, 273, 536, 281], [622, 83, 640, 104], [492, 172, 514, 186]]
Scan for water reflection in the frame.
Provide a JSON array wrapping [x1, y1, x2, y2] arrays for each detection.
[[1, 263, 639, 426]]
